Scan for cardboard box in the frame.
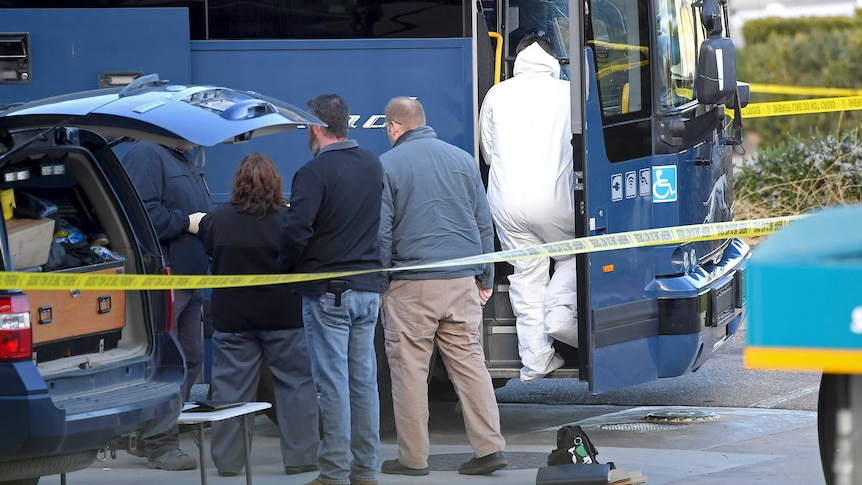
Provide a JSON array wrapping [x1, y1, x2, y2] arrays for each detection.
[[6, 217, 55, 269]]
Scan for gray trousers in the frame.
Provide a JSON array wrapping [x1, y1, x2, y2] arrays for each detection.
[[142, 288, 204, 458], [210, 328, 319, 473]]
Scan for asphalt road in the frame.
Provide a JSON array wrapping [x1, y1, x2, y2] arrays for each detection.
[[494, 321, 822, 411]]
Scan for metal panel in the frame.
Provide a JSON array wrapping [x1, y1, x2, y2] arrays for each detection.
[[189, 38, 473, 204], [0, 8, 192, 104]]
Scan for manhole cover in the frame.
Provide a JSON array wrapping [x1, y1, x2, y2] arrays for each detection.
[[599, 422, 689, 431], [643, 410, 720, 423], [427, 452, 548, 471]]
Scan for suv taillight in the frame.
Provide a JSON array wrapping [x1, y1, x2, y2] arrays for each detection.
[[0, 294, 32, 361]]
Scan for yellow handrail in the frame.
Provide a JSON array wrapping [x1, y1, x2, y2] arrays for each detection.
[[488, 32, 502, 84]]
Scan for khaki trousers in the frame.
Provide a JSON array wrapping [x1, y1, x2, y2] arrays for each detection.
[[381, 277, 506, 469]]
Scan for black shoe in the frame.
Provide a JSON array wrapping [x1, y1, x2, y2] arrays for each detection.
[[285, 464, 318, 475], [381, 459, 429, 476], [458, 451, 508, 475], [147, 448, 197, 471]]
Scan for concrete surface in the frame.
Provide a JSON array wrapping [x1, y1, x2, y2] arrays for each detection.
[[44, 399, 824, 485]]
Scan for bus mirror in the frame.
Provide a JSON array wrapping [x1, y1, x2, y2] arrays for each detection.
[[726, 82, 750, 110], [696, 36, 737, 106], [701, 0, 722, 37]]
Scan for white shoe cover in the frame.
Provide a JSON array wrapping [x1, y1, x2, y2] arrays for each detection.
[[520, 352, 565, 383]]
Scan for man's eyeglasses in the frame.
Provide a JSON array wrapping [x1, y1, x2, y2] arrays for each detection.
[[381, 120, 400, 131]]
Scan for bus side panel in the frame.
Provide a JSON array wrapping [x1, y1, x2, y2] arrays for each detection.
[[580, 52, 660, 392], [189, 38, 474, 203], [0, 8, 191, 104], [592, 338, 659, 389]]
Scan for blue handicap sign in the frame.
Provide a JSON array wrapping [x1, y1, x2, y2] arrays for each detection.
[[652, 165, 677, 203]]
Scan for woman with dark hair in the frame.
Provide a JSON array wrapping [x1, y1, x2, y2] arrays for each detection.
[[199, 152, 319, 477]]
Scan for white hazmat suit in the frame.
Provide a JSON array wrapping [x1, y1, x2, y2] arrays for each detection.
[[479, 42, 578, 383]]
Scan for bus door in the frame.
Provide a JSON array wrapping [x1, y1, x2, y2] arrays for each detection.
[[480, 0, 659, 391], [574, 0, 663, 393], [483, 0, 736, 393], [0, 8, 191, 105], [577, 0, 741, 393]]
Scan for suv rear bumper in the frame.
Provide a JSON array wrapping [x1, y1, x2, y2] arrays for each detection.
[[0, 333, 184, 459]]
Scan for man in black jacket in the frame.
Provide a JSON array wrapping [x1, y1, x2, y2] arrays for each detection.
[[123, 140, 210, 471], [278, 94, 385, 485]]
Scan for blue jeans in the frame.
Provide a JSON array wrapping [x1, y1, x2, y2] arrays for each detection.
[[303, 289, 381, 485]]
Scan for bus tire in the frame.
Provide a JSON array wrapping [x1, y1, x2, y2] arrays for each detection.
[[818, 372, 847, 485]]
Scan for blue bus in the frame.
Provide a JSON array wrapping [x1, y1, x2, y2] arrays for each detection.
[[0, 0, 749, 400]]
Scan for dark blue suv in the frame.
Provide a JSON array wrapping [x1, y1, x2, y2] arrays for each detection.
[[0, 75, 321, 484]]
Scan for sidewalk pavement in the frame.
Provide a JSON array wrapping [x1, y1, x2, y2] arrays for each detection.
[[53, 402, 824, 485]]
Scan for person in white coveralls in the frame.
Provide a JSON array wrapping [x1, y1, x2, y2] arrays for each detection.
[[479, 34, 578, 383]]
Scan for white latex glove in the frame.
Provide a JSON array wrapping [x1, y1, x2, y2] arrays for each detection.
[[187, 212, 206, 234]]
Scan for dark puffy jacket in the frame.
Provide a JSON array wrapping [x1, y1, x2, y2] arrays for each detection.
[[122, 141, 211, 275]]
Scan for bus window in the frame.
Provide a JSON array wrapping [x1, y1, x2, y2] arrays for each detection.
[[206, 0, 466, 39], [0, 1, 465, 40], [587, 0, 652, 162], [588, 0, 649, 119], [655, 0, 700, 109], [493, 0, 651, 162]]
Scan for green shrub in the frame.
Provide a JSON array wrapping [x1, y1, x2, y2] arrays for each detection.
[[735, 129, 862, 220], [740, 27, 862, 147], [742, 14, 860, 46]]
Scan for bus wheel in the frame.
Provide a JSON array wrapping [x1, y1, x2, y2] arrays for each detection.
[[818, 373, 848, 485]]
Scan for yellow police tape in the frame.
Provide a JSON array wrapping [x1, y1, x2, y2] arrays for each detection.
[[0, 216, 798, 290], [741, 95, 862, 119], [748, 83, 862, 98]]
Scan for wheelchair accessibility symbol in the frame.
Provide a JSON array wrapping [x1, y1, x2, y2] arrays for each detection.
[[652, 165, 677, 203]]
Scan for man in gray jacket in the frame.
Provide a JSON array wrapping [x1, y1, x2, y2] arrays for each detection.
[[378, 97, 507, 477]]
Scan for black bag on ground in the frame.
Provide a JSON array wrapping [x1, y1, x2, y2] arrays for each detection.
[[547, 425, 600, 466], [538, 425, 608, 485], [535, 463, 611, 485]]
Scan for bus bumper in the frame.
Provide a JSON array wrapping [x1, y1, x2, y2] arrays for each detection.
[[654, 237, 750, 377]]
